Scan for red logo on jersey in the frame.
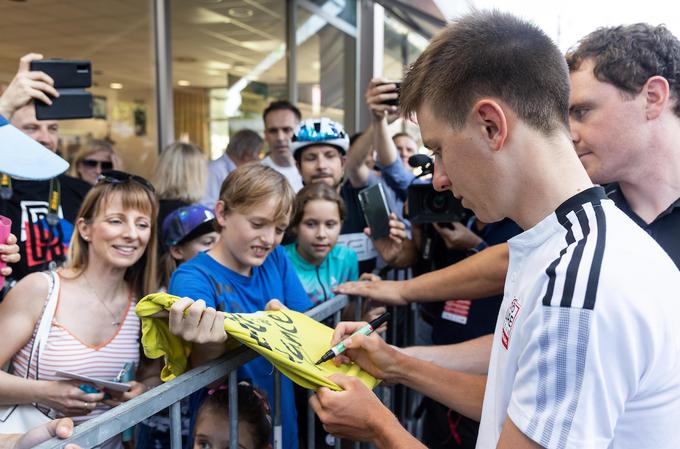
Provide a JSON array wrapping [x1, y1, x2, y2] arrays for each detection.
[[501, 298, 521, 349]]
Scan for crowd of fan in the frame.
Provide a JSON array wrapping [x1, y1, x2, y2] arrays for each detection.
[[0, 10, 679, 449]]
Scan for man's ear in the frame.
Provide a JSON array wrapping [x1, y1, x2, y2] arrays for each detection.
[[472, 99, 508, 151], [643, 76, 671, 120]]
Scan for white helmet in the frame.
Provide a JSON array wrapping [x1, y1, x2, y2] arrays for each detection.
[[290, 118, 349, 160]]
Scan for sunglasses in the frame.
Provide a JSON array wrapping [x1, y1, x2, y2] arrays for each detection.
[[81, 159, 114, 170], [96, 170, 156, 194]]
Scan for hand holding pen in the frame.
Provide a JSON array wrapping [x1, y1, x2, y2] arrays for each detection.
[[316, 312, 391, 365], [318, 314, 404, 384]]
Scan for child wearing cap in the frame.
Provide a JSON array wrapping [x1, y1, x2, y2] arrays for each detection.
[[158, 204, 220, 289]]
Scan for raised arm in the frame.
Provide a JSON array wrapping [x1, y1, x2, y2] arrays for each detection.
[[0, 53, 58, 120], [344, 124, 373, 188]]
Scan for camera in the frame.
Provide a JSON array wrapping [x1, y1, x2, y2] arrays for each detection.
[[30, 59, 93, 120], [407, 183, 469, 224]]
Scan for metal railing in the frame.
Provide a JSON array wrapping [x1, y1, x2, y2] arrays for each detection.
[[33, 292, 425, 449], [34, 295, 351, 449]]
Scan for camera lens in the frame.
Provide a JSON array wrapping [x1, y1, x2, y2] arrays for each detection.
[[426, 191, 449, 213]]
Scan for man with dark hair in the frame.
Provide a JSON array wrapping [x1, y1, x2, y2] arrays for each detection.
[[202, 128, 263, 208], [261, 100, 304, 191], [566, 23, 680, 259], [311, 11, 680, 449]]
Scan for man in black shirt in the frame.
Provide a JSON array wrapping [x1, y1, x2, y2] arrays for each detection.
[[0, 54, 91, 287]]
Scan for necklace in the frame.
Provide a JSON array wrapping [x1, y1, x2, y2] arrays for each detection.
[[82, 273, 123, 327]]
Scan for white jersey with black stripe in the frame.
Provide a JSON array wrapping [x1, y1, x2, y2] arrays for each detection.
[[477, 187, 680, 449]]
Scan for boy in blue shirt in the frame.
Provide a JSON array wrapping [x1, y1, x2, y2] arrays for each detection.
[[168, 163, 312, 449]]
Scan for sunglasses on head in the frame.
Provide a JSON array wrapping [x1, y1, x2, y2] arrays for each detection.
[[81, 159, 114, 170], [96, 170, 156, 194]]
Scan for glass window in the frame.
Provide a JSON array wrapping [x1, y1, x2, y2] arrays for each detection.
[[295, 0, 357, 127], [382, 10, 429, 147], [0, 0, 157, 178], [171, 0, 287, 160]]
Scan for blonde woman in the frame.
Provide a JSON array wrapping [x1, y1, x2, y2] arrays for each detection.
[[69, 139, 121, 185], [0, 171, 159, 449], [152, 142, 208, 227]]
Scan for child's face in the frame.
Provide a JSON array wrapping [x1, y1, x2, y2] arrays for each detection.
[[215, 197, 289, 276], [295, 199, 341, 266], [173, 231, 220, 262], [193, 412, 258, 449]]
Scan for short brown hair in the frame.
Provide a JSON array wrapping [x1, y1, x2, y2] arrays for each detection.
[[566, 23, 680, 118], [290, 182, 346, 230], [226, 129, 263, 160], [401, 10, 570, 135], [217, 163, 295, 228]]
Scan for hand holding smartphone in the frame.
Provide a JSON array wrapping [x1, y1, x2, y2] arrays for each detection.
[[358, 183, 392, 240]]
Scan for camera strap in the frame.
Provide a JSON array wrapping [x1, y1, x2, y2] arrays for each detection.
[[0, 174, 12, 200], [46, 178, 61, 226]]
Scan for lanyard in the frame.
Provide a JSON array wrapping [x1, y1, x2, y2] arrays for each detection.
[[0, 174, 12, 200], [46, 178, 61, 225]]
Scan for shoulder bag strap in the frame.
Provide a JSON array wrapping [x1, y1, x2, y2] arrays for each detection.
[[23, 271, 60, 380]]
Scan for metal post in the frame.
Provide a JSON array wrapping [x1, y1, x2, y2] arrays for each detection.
[[169, 401, 182, 449], [274, 371, 283, 449], [229, 370, 239, 449], [307, 389, 316, 449], [354, 296, 363, 321], [153, 0, 174, 151], [286, 0, 298, 104]]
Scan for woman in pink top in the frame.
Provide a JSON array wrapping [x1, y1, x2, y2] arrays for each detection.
[[0, 171, 159, 448]]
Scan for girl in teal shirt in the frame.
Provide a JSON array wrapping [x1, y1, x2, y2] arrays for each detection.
[[285, 182, 359, 304]]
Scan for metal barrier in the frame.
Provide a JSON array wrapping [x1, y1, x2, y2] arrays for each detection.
[[34, 295, 350, 449], [32, 293, 426, 449]]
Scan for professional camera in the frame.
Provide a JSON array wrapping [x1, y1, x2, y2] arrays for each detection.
[[406, 154, 470, 224], [407, 184, 468, 224]]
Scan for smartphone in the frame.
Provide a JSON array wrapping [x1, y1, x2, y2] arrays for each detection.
[[30, 60, 92, 88], [55, 370, 132, 392], [358, 183, 391, 240], [379, 80, 401, 106], [30, 59, 93, 120], [34, 89, 93, 120]]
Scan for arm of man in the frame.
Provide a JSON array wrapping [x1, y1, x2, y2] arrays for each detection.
[[335, 242, 509, 305], [310, 374, 427, 449], [497, 418, 544, 449], [332, 323, 487, 421], [344, 124, 373, 188], [401, 334, 493, 374]]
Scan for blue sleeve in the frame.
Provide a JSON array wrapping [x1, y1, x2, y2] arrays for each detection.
[[275, 246, 313, 312], [377, 159, 415, 202], [168, 264, 219, 309]]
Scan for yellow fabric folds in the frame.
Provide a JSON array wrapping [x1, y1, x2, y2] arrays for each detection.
[[136, 293, 379, 391]]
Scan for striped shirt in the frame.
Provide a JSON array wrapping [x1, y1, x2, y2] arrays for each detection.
[[477, 187, 680, 449], [12, 276, 140, 425]]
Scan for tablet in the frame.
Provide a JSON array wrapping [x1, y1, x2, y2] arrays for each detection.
[[55, 370, 132, 392]]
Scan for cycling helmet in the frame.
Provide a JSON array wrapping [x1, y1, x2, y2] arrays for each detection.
[[290, 118, 349, 160]]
